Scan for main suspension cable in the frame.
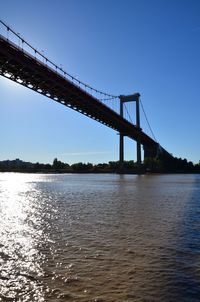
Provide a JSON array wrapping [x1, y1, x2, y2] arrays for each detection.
[[0, 19, 118, 100], [140, 99, 157, 142], [124, 103, 133, 124]]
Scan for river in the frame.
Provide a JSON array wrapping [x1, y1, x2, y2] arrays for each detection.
[[0, 173, 200, 301]]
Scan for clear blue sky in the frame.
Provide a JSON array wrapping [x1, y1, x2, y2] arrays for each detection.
[[1, 0, 200, 164]]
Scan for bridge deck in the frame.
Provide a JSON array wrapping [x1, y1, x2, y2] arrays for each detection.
[[0, 35, 158, 148]]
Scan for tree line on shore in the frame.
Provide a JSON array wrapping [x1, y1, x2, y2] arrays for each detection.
[[0, 156, 200, 173]]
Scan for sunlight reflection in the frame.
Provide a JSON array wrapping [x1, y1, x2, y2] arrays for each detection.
[[0, 173, 47, 301]]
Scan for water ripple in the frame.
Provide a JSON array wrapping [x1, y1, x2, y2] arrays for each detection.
[[0, 173, 200, 301]]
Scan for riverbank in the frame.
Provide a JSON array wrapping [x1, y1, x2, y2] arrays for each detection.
[[1, 157, 200, 174]]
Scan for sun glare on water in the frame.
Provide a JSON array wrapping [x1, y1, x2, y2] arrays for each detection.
[[0, 173, 47, 301]]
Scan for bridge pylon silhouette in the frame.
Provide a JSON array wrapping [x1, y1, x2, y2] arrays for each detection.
[[119, 93, 142, 172]]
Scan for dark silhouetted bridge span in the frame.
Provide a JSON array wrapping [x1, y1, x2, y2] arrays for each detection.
[[0, 21, 173, 169]]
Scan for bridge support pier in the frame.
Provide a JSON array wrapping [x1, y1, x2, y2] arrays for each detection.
[[135, 95, 141, 166], [119, 98, 124, 171], [119, 133, 124, 171], [143, 145, 158, 159], [119, 93, 141, 173]]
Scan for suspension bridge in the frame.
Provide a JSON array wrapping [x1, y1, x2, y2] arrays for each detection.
[[0, 20, 172, 172]]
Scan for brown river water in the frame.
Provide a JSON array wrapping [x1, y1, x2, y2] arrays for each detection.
[[0, 173, 200, 301]]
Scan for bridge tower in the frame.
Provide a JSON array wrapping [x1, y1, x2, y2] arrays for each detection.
[[119, 93, 141, 171]]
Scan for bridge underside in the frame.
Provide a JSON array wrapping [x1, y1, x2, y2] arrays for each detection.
[[0, 34, 172, 161]]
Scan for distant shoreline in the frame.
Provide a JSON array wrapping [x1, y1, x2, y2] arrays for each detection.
[[0, 158, 200, 174], [1, 170, 200, 175]]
